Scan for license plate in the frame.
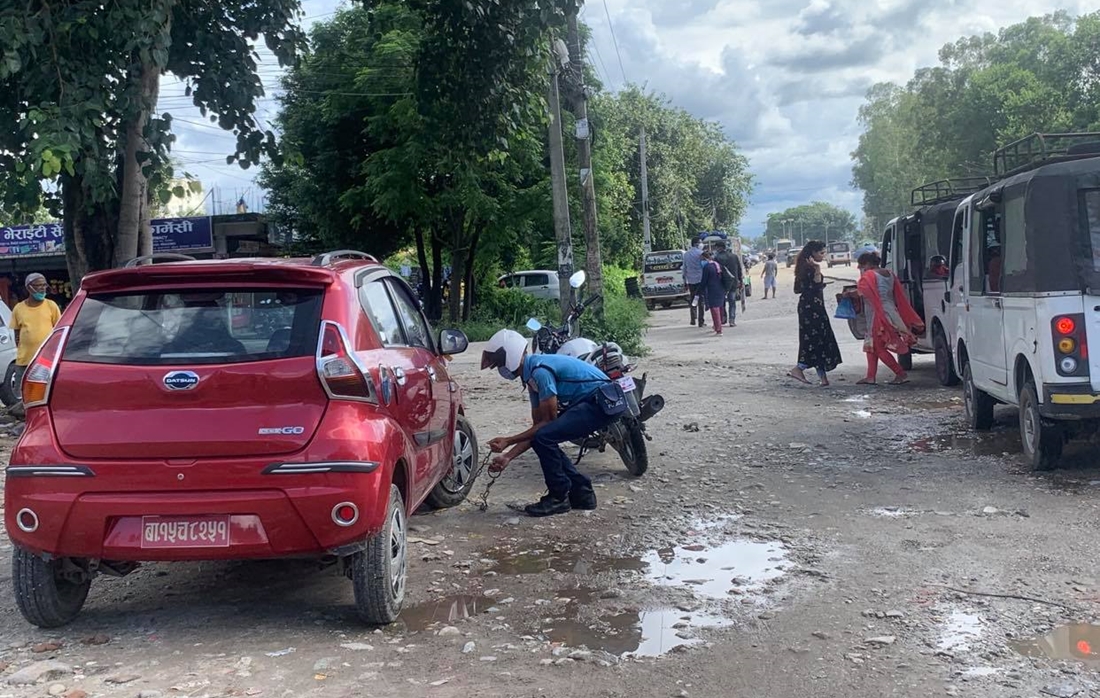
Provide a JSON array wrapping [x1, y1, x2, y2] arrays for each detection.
[[657, 276, 673, 283], [617, 376, 636, 392], [141, 515, 231, 549]]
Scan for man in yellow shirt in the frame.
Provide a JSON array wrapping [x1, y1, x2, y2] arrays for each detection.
[[9, 273, 62, 389]]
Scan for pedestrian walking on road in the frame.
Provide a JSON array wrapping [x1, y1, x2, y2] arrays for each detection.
[[855, 251, 924, 385], [682, 236, 705, 327], [9, 273, 61, 392], [714, 241, 743, 327], [788, 242, 842, 386], [698, 250, 726, 336], [761, 253, 778, 299]]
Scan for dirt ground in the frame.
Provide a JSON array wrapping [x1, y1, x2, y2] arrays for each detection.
[[2, 263, 1100, 698]]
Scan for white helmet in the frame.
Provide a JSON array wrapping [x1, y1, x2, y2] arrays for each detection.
[[480, 329, 528, 380]]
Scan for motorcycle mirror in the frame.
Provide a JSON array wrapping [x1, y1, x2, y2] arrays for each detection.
[[569, 270, 587, 289], [526, 318, 543, 332]]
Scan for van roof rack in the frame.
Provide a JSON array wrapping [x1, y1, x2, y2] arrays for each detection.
[[910, 177, 993, 207], [994, 132, 1100, 177], [311, 250, 380, 267]]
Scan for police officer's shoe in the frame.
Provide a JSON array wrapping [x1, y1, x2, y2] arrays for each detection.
[[524, 494, 572, 517], [569, 486, 598, 511]]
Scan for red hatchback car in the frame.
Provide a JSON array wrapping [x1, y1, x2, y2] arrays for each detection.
[[5, 251, 479, 627]]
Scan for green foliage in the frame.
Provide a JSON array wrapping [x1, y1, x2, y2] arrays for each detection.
[[582, 292, 649, 357], [764, 201, 857, 245], [851, 10, 1100, 227]]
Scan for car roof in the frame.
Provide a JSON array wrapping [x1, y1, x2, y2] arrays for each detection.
[[80, 256, 385, 294], [499, 269, 557, 278]]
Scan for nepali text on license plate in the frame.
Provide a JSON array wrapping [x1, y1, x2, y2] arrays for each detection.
[[617, 376, 636, 392], [141, 515, 231, 549]]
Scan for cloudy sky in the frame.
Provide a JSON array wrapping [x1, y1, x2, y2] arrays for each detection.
[[163, 0, 1095, 236]]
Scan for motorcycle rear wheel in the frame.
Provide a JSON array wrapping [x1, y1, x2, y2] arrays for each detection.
[[617, 419, 649, 477]]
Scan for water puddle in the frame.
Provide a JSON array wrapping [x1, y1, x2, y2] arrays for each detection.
[[398, 594, 492, 632], [843, 395, 870, 403], [1011, 624, 1100, 663], [540, 608, 730, 658], [938, 610, 983, 651], [910, 432, 1020, 458], [485, 548, 647, 576], [643, 539, 790, 599], [852, 410, 872, 419], [870, 507, 917, 518]]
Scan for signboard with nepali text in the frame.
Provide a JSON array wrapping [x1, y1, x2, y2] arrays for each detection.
[[0, 217, 214, 258]]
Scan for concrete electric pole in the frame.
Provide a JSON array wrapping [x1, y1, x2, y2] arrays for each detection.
[[548, 35, 575, 320], [640, 126, 652, 254]]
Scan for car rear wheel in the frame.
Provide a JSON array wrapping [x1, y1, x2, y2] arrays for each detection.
[[1, 363, 20, 407], [13, 547, 91, 628], [934, 328, 960, 386], [963, 361, 995, 431], [352, 484, 407, 624], [425, 415, 478, 509], [898, 352, 913, 372], [1020, 379, 1063, 472]]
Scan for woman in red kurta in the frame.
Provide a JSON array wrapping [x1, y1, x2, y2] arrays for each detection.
[[856, 251, 924, 385]]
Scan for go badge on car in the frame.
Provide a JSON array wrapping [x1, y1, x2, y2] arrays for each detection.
[[163, 370, 200, 391]]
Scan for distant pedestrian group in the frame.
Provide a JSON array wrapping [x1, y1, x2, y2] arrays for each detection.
[[683, 235, 744, 337]]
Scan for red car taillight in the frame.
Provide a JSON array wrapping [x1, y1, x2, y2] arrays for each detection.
[[23, 326, 70, 408], [316, 321, 376, 403], [1052, 314, 1088, 377]]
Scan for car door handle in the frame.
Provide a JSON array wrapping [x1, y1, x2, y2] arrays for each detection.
[[392, 367, 407, 386], [992, 298, 1002, 309], [426, 365, 437, 381]]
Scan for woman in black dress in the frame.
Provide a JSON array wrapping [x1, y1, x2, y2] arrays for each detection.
[[788, 241, 842, 386]]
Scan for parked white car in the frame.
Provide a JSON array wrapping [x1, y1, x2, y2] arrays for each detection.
[[498, 270, 560, 302], [0, 302, 17, 406]]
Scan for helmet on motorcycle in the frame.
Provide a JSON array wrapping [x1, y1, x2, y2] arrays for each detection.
[[480, 329, 528, 380]]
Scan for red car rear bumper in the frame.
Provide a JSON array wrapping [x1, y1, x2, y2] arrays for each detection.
[[5, 405, 404, 561]]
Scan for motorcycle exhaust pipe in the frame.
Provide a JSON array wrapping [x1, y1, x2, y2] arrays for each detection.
[[639, 394, 665, 422]]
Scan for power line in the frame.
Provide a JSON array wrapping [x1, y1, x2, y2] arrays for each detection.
[[602, 0, 628, 84]]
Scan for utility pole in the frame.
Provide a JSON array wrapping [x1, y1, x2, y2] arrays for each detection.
[[565, 11, 603, 309], [640, 126, 652, 254], [548, 35, 575, 321]]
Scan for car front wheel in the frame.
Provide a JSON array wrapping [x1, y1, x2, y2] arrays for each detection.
[[426, 415, 479, 509], [13, 547, 91, 628], [351, 484, 407, 624], [1, 363, 21, 407], [1020, 380, 1063, 472]]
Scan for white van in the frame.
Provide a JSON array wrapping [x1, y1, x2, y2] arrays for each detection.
[[880, 178, 990, 381], [641, 250, 689, 309], [952, 133, 1100, 470]]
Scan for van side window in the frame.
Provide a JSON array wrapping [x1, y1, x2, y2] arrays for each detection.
[[971, 205, 1003, 295], [950, 209, 965, 284], [1083, 190, 1100, 272], [1002, 194, 1027, 284]]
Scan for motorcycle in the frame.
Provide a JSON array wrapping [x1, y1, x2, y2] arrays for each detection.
[[525, 271, 665, 477]]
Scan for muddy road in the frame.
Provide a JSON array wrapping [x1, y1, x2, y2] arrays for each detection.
[[1, 264, 1100, 698]]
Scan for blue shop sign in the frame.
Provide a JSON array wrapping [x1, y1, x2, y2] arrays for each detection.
[[0, 217, 214, 258]]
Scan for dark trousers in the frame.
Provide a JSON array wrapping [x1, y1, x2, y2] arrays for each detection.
[[531, 394, 615, 498], [720, 289, 738, 325], [687, 282, 703, 325]]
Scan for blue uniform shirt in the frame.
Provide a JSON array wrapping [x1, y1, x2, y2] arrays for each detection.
[[522, 354, 608, 409]]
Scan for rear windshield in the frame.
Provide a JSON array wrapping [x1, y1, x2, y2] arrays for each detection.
[[65, 288, 323, 365], [644, 252, 683, 273], [829, 243, 849, 253]]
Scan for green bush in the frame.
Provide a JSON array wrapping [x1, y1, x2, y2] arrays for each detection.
[[581, 292, 649, 357]]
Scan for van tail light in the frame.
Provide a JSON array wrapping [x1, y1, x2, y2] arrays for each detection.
[[22, 326, 70, 408], [316, 321, 376, 403], [1052, 314, 1088, 377]]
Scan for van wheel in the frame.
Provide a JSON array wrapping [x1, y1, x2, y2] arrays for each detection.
[[1020, 380, 1062, 472], [351, 484, 406, 624], [0, 363, 20, 407], [426, 416, 478, 509], [934, 329, 960, 386], [963, 362, 995, 431], [646, 300, 656, 310], [13, 548, 91, 628], [660, 301, 672, 309], [898, 352, 913, 372]]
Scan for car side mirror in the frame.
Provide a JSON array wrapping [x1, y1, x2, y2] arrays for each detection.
[[438, 329, 469, 356]]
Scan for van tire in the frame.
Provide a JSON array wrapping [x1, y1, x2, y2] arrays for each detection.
[[963, 362, 995, 431], [13, 548, 91, 628], [1020, 380, 1062, 472], [898, 352, 913, 372], [934, 328, 960, 386], [352, 485, 406, 625]]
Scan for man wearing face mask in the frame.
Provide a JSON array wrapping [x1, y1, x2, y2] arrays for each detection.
[[481, 328, 623, 517], [9, 273, 61, 390], [682, 235, 705, 327]]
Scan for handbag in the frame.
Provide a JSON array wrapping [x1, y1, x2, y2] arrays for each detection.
[[834, 296, 857, 320], [595, 383, 628, 417]]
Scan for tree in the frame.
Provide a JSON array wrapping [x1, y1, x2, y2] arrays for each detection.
[[765, 202, 857, 246], [851, 10, 1100, 226], [0, 1, 305, 282]]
